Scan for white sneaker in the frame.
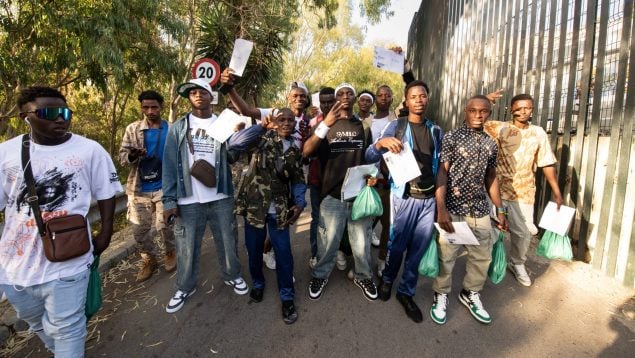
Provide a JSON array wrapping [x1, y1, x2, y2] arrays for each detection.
[[371, 232, 380, 247], [308, 256, 317, 269], [263, 251, 276, 270], [166, 288, 197, 313], [430, 292, 448, 324], [377, 259, 386, 278], [224, 277, 249, 295], [336, 250, 347, 271], [507, 262, 532, 287]]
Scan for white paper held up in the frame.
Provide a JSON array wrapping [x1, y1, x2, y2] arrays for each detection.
[[311, 92, 320, 110], [538, 201, 576, 236], [382, 142, 421, 186], [341, 164, 379, 201], [208, 109, 251, 143], [228, 39, 254, 77], [435, 222, 480, 245], [373, 46, 404, 74]]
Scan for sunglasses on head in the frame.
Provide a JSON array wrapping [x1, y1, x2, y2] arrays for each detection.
[[24, 107, 73, 121]]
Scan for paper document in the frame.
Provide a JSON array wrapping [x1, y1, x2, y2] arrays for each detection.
[[311, 92, 320, 110], [435, 222, 480, 245], [228, 38, 254, 76], [538, 201, 576, 236], [341, 164, 379, 201], [382, 142, 421, 186], [373, 46, 404, 74], [209, 109, 251, 143]]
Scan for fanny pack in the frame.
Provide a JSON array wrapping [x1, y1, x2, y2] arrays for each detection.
[[185, 115, 217, 187], [21, 135, 90, 262], [190, 159, 216, 187]]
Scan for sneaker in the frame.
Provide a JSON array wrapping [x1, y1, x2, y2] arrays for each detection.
[[336, 250, 347, 271], [507, 261, 532, 287], [166, 288, 196, 313], [377, 259, 386, 278], [347, 269, 354, 280], [164, 250, 177, 273], [263, 251, 276, 270], [224, 277, 249, 295], [396, 293, 423, 323], [308, 256, 317, 269], [308, 277, 328, 300], [249, 287, 264, 303], [354, 278, 378, 301], [371, 232, 380, 247], [458, 289, 491, 324], [430, 292, 448, 325], [378, 280, 392, 301], [282, 300, 298, 324]]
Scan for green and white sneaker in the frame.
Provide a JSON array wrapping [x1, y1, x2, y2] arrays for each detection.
[[430, 292, 448, 325], [458, 289, 491, 324]]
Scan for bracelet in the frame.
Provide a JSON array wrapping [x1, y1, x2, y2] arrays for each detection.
[[314, 122, 330, 139], [496, 206, 508, 216]]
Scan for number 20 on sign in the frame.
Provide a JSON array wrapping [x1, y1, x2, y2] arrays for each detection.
[[191, 58, 221, 86]]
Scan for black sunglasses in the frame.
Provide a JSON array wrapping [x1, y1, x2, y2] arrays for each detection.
[[24, 107, 73, 121]]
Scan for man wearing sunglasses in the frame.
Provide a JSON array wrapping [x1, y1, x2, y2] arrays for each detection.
[[0, 86, 122, 356], [119, 90, 176, 283]]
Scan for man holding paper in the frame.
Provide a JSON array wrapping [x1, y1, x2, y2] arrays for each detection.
[[484, 92, 563, 287], [365, 80, 443, 323], [431, 95, 508, 325], [162, 79, 258, 313], [303, 83, 378, 301]]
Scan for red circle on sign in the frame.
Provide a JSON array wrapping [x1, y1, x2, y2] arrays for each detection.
[[191, 58, 221, 86]]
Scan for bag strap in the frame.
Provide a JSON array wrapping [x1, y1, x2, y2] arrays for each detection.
[[21, 134, 46, 236], [185, 114, 195, 155]]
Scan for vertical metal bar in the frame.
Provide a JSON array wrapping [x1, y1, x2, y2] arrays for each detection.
[[582, 0, 608, 267], [531, 2, 548, 125], [602, 0, 634, 275], [535, 0, 564, 214], [495, 0, 508, 117], [515, 0, 530, 92], [508, 0, 520, 94], [524, 0, 539, 95], [559, 0, 583, 195], [570, 0, 597, 260]]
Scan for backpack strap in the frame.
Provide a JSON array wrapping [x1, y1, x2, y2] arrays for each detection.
[[394, 117, 409, 141]]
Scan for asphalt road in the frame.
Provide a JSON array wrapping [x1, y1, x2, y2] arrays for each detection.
[[13, 211, 635, 357]]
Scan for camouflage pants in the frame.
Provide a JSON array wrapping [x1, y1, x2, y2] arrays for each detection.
[[128, 190, 175, 258]]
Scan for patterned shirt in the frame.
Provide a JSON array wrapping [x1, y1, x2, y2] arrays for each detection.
[[484, 121, 556, 204], [440, 125, 498, 217]]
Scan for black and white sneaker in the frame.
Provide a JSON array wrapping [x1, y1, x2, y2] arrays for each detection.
[[224, 277, 249, 295], [166, 288, 197, 313], [308, 277, 328, 300], [354, 278, 378, 301]]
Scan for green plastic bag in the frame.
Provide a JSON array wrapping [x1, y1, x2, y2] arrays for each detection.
[[488, 231, 506, 284], [351, 186, 383, 220], [85, 255, 102, 320], [418, 236, 439, 278], [536, 230, 573, 261]]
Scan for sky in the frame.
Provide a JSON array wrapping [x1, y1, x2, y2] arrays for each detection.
[[352, 0, 423, 49]]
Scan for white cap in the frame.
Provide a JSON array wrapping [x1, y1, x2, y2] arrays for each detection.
[[177, 78, 214, 98], [335, 82, 356, 97]]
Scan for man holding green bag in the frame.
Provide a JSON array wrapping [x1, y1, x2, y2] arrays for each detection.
[[432, 95, 508, 325], [365, 80, 443, 323]]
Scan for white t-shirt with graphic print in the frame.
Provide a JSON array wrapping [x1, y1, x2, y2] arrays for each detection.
[[0, 134, 123, 286], [178, 114, 229, 205]]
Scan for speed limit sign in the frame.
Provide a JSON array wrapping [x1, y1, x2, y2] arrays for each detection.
[[191, 58, 221, 86]]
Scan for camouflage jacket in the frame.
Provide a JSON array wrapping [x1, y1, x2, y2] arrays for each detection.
[[234, 129, 306, 229]]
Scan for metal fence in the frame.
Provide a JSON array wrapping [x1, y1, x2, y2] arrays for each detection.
[[408, 0, 635, 287]]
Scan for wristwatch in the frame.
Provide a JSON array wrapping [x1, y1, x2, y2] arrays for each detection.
[[496, 206, 508, 216]]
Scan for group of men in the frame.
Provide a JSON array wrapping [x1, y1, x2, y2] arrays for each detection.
[[0, 67, 562, 355]]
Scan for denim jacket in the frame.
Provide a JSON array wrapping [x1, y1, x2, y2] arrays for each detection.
[[365, 117, 443, 199], [161, 113, 260, 211]]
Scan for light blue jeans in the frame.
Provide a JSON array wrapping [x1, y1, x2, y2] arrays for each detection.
[[174, 198, 242, 292], [312, 195, 373, 280], [0, 269, 89, 358]]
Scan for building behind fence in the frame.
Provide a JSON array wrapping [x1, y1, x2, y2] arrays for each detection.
[[408, 0, 635, 287]]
